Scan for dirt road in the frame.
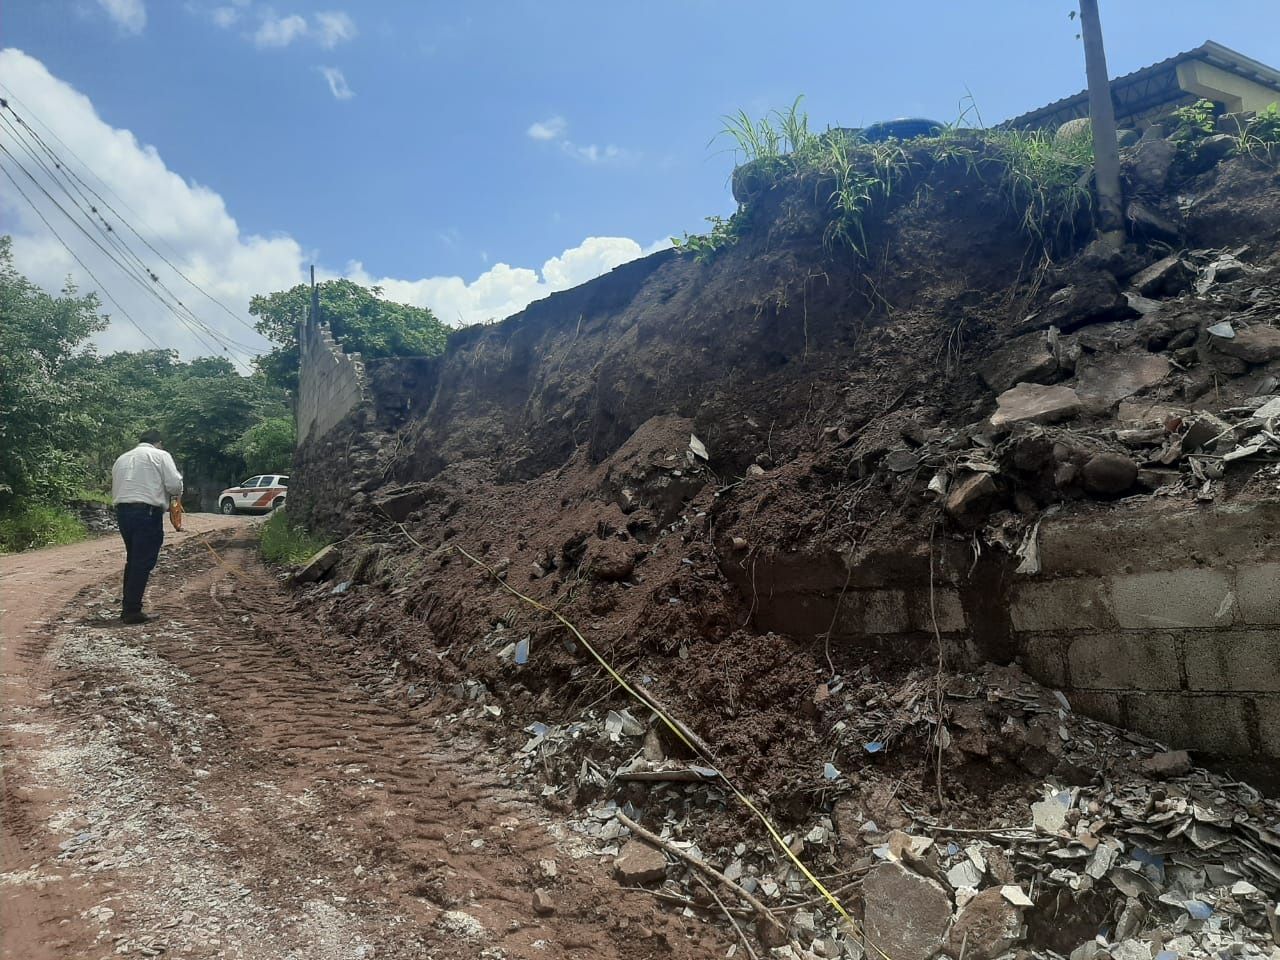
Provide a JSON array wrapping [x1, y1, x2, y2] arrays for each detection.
[[1, 522, 727, 959]]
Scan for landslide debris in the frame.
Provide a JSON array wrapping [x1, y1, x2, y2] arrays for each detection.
[[285, 113, 1280, 959]]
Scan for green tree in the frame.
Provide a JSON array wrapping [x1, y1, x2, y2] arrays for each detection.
[[249, 278, 449, 393], [232, 417, 296, 475], [0, 236, 107, 504]]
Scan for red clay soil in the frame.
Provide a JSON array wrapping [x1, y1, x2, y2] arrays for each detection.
[[1, 527, 733, 959]]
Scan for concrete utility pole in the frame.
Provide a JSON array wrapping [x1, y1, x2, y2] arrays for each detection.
[[1078, 0, 1125, 247]]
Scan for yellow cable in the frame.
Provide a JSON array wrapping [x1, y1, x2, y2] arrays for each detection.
[[454, 544, 894, 960]]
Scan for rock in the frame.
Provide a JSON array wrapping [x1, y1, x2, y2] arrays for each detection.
[[979, 331, 1059, 393], [1192, 133, 1237, 170], [1055, 117, 1091, 144], [1214, 325, 1280, 364], [1075, 354, 1170, 410], [1109, 940, 1152, 960], [746, 463, 766, 478], [293, 544, 340, 584], [613, 840, 667, 884], [862, 862, 953, 960], [944, 473, 997, 527], [532, 888, 556, 916], [945, 887, 1023, 960], [1031, 797, 1068, 834], [1140, 749, 1192, 778], [1083, 452, 1138, 496], [373, 483, 433, 522], [1127, 136, 1177, 193], [991, 383, 1082, 428], [1129, 255, 1193, 298], [1031, 276, 1133, 333], [1123, 291, 1164, 316], [1125, 198, 1180, 243], [1182, 413, 1234, 452], [584, 541, 637, 582]]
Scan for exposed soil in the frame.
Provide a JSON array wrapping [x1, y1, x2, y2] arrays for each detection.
[[1, 525, 732, 959]]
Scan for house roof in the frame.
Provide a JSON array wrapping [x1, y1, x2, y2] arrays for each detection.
[[1003, 41, 1280, 130]]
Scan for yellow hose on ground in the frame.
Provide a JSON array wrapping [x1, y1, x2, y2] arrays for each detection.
[[454, 544, 894, 960]]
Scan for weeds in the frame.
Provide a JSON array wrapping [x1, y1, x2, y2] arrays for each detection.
[[0, 501, 87, 553], [258, 509, 327, 565], [1231, 103, 1280, 164], [1171, 98, 1217, 138], [675, 97, 1095, 261]]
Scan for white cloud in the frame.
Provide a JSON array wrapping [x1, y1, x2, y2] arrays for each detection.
[[253, 12, 308, 47], [526, 115, 629, 165], [0, 49, 667, 365], [96, 0, 146, 34], [314, 10, 357, 48], [343, 236, 671, 327], [319, 67, 354, 100], [210, 6, 240, 28], [526, 116, 567, 141]]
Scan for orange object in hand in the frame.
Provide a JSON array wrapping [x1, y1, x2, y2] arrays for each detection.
[[169, 499, 184, 531]]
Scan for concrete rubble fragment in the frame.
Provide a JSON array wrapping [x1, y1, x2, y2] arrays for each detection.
[[861, 861, 953, 960], [991, 383, 1083, 427]]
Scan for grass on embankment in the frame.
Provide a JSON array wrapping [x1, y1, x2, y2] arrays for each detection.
[[0, 501, 87, 553], [258, 509, 328, 565]]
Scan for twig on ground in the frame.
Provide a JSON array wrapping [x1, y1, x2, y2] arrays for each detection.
[[696, 875, 761, 960]]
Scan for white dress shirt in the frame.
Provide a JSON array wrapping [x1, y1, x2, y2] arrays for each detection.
[[111, 443, 184, 508]]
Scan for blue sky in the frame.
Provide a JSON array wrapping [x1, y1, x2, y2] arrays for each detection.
[[2, 1, 1278, 360]]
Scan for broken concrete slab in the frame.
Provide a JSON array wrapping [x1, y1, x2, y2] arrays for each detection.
[[373, 483, 434, 522], [1214, 324, 1280, 364], [293, 544, 340, 584], [1074, 353, 1170, 411], [991, 383, 1082, 428], [945, 887, 1023, 960], [862, 861, 953, 960], [1139, 750, 1192, 779], [612, 839, 667, 884], [1126, 198, 1180, 244], [979, 330, 1059, 393], [1129, 255, 1193, 298]]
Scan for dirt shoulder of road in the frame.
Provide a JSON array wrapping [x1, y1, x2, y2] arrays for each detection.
[[1, 520, 731, 960]]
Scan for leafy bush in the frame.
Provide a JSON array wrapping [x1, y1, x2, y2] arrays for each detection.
[[258, 509, 327, 566], [0, 501, 87, 553], [1171, 98, 1217, 138], [231, 417, 295, 475]]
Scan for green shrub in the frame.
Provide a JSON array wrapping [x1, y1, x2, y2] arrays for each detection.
[[0, 501, 87, 553], [258, 509, 327, 566]]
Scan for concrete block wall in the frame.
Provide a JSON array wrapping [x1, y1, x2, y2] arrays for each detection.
[[297, 320, 366, 444], [1012, 503, 1280, 759]]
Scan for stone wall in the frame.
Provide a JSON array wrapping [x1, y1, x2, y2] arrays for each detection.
[[297, 319, 366, 444]]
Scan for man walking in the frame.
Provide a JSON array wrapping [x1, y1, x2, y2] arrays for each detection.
[[111, 430, 183, 624]]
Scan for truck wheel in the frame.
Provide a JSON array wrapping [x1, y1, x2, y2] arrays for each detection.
[[271, 497, 285, 510], [220, 499, 236, 515]]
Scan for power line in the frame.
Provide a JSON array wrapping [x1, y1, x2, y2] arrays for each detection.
[[0, 87, 265, 339], [0, 161, 166, 351], [0, 140, 238, 361]]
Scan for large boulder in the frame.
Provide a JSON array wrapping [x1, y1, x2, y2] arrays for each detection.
[[1028, 276, 1134, 334]]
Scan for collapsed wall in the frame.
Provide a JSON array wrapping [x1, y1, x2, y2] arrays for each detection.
[[291, 132, 1280, 774]]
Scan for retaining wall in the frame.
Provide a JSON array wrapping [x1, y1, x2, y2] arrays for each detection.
[[297, 319, 366, 443]]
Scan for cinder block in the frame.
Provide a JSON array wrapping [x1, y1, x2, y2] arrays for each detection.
[[1256, 697, 1280, 759], [907, 587, 966, 634], [1124, 693, 1252, 755], [1022, 634, 1068, 688], [1066, 690, 1124, 727], [1010, 578, 1115, 632], [837, 589, 912, 636], [1110, 569, 1234, 629], [1237, 562, 1280, 625], [1183, 631, 1280, 692], [1067, 632, 1181, 691]]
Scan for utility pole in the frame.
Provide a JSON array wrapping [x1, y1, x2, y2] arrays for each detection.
[[1078, 0, 1124, 248]]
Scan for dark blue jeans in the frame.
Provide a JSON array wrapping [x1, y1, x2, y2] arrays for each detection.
[[117, 503, 165, 615]]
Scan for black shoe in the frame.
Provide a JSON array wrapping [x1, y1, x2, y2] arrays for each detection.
[[121, 612, 152, 625]]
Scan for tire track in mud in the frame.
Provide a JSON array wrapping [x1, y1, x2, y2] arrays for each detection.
[[5, 529, 729, 959]]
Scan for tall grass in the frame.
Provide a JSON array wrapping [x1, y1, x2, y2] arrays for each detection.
[[258, 509, 328, 566], [0, 501, 87, 553], [681, 98, 1095, 259]]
